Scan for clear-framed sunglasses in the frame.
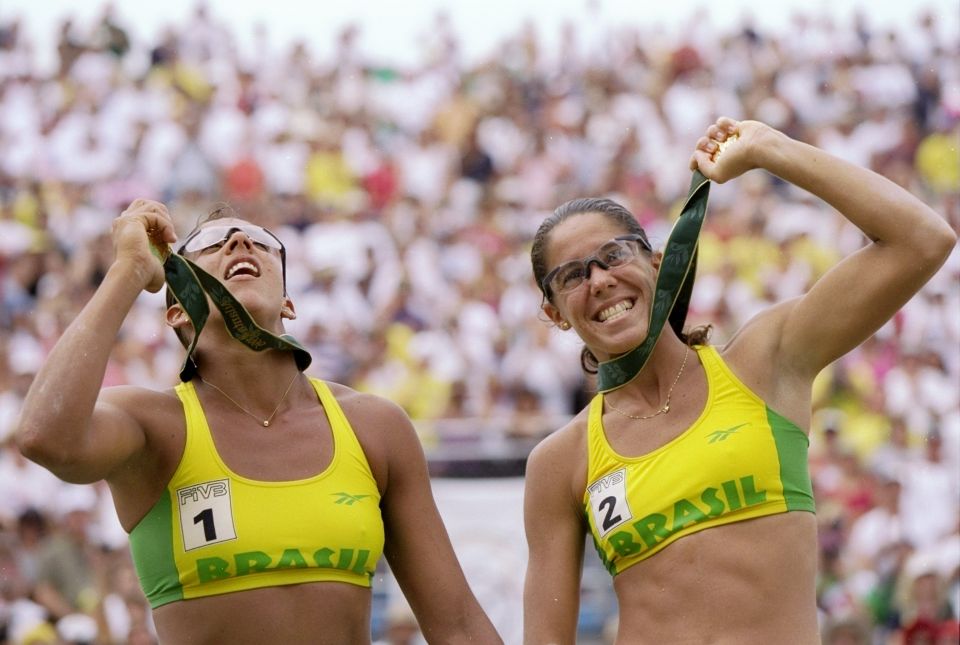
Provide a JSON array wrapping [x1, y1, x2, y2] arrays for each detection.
[[542, 234, 651, 298], [177, 223, 287, 287], [178, 224, 283, 255]]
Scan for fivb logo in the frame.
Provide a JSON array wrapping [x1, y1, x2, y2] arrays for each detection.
[[588, 468, 633, 538], [178, 480, 229, 505], [177, 479, 237, 551]]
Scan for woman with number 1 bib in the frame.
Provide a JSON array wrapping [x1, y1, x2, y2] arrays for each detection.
[[522, 117, 955, 644], [16, 200, 502, 644]]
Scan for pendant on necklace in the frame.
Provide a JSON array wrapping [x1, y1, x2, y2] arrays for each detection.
[[263, 420, 270, 427]]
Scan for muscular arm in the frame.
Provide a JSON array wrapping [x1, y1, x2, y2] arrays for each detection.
[[15, 200, 177, 483], [368, 400, 502, 644], [692, 119, 956, 379], [523, 431, 586, 645]]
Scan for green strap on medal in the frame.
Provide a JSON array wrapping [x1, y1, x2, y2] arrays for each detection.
[[596, 169, 711, 393], [151, 243, 312, 382]]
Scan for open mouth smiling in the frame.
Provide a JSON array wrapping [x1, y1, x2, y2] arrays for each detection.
[[596, 299, 634, 322], [225, 259, 261, 280]]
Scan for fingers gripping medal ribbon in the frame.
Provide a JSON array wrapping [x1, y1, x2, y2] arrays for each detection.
[[713, 132, 739, 160], [596, 169, 712, 393], [150, 241, 312, 382]]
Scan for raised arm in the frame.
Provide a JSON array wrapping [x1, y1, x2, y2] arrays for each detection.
[[523, 432, 587, 645], [691, 118, 956, 377], [366, 399, 502, 644], [15, 199, 177, 483]]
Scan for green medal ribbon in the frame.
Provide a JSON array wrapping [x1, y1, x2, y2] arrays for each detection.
[[151, 244, 312, 382], [596, 170, 711, 392]]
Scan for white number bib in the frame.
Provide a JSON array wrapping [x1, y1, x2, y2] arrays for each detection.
[[176, 479, 238, 551], [587, 468, 633, 538]]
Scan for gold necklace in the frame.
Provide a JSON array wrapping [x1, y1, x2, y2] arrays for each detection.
[[605, 347, 690, 420], [199, 371, 300, 427]]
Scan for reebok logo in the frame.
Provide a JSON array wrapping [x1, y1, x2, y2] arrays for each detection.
[[332, 492, 371, 505], [707, 423, 748, 444]]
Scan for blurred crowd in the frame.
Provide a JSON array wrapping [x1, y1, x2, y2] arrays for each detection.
[[0, 2, 957, 643]]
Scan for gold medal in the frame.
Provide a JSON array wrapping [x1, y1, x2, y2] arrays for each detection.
[[713, 133, 740, 160]]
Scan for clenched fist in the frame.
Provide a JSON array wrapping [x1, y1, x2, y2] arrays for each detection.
[[110, 199, 178, 293]]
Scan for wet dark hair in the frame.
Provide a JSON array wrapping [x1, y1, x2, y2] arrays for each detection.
[[531, 197, 711, 373]]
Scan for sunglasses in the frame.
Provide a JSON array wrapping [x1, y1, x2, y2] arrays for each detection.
[[178, 223, 287, 287], [542, 234, 651, 298]]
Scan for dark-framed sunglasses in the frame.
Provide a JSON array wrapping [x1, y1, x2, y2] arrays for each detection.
[[542, 234, 651, 299]]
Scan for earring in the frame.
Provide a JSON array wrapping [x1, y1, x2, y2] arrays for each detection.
[[559, 321, 571, 330]]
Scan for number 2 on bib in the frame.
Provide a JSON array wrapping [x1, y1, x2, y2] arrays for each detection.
[[587, 468, 633, 537]]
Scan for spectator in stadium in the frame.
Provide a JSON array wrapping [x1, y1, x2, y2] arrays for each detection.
[[15, 199, 501, 644], [523, 116, 955, 643]]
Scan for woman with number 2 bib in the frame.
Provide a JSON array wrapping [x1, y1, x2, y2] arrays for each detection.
[[522, 117, 955, 644], [16, 202, 501, 644]]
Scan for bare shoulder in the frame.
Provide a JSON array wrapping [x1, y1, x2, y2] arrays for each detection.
[[99, 383, 183, 410], [321, 381, 419, 489], [720, 299, 798, 375], [525, 410, 589, 509], [323, 381, 410, 424], [719, 297, 814, 426], [528, 413, 586, 467], [98, 384, 186, 433]]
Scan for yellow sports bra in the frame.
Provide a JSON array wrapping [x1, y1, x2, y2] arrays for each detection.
[[129, 378, 384, 608], [584, 345, 814, 576]]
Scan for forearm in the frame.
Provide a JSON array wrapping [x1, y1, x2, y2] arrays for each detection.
[[390, 547, 502, 644], [523, 619, 577, 645], [421, 606, 502, 645], [522, 556, 581, 644], [756, 129, 955, 255], [523, 587, 580, 645], [16, 261, 146, 466]]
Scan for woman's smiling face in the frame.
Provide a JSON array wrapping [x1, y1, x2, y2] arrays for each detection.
[[542, 211, 659, 361]]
